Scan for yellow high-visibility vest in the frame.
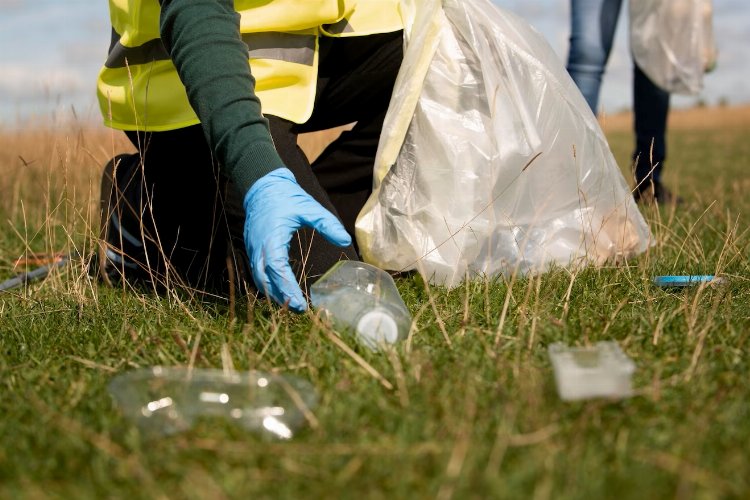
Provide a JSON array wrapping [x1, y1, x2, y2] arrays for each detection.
[[97, 0, 402, 131]]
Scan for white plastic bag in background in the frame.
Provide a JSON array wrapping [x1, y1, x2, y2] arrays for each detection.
[[630, 0, 717, 95], [355, 0, 652, 288]]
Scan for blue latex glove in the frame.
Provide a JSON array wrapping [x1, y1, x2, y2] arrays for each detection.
[[243, 168, 352, 312]]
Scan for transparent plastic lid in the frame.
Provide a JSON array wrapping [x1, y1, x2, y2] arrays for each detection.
[[108, 367, 318, 438]]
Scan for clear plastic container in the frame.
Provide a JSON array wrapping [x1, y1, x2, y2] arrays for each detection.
[[310, 261, 412, 350], [548, 342, 635, 401], [108, 367, 317, 438]]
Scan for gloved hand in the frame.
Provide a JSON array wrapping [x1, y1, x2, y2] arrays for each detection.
[[243, 168, 352, 312]]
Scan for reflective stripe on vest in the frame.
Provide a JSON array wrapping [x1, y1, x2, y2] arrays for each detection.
[[105, 31, 316, 69], [98, 0, 402, 131]]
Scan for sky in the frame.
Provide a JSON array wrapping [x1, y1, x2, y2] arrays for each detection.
[[1, 0, 748, 127]]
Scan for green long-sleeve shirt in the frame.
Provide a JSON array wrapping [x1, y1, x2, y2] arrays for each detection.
[[159, 0, 287, 196]]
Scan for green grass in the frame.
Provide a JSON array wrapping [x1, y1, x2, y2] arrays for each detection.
[[1, 117, 749, 499]]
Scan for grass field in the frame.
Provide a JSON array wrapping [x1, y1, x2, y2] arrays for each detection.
[[1, 105, 749, 499]]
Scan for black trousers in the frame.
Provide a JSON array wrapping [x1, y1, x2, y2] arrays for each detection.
[[99, 31, 403, 295], [632, 64, 670, 187]]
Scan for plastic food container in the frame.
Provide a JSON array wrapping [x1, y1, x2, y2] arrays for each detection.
[[548, 342, 636, 401]]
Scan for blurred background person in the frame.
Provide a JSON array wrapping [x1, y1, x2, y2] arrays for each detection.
[[566, 0, 677, 204]]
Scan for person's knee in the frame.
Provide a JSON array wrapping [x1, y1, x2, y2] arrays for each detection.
[[568, 36, 609, 71]]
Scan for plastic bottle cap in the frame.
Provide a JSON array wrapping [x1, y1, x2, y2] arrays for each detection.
[[356, 310, 399, 347]]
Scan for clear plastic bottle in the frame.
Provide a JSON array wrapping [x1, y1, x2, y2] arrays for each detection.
[[108, 367, 317, 438], [310, 261, 412, 350]]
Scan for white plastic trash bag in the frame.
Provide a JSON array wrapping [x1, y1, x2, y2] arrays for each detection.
[[630, 0, 717, 95], [355, 0, 652, 287]]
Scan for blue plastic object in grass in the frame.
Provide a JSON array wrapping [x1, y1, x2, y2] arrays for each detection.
[[652, 275, 727, 288]]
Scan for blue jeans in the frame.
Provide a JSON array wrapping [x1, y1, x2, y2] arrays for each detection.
[[567, 0, 671, 186]]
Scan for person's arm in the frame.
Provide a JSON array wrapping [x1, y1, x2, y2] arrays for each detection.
[[159, 0, 285, 195], [158, 0, 351, 311]]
